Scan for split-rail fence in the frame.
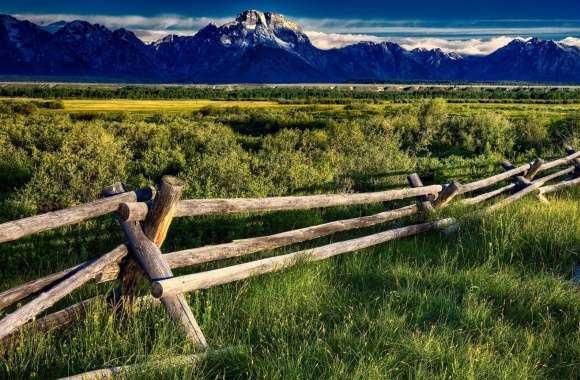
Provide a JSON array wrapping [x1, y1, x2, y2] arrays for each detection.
[[0, 146, 579, 379]]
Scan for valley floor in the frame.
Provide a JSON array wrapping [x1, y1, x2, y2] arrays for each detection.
[[0, 93, 579, 379]]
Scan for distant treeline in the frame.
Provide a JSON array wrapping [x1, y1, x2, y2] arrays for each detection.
[[1, 85, 580, 102]]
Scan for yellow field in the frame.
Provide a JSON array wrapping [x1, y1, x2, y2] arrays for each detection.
[[60, 99, 283, 112], [3, 97, 580, 117]]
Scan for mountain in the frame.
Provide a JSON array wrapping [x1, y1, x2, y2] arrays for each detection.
[[0, 14, 159, 80], [1, 11, 580, 83], [464, 38, 580, 82], [152, 10, 326, 82]]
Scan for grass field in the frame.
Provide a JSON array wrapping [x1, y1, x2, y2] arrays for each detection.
[[49, 99, 580, 118], [0, 93, 579, 379], [1, 190, 579, 379], [3, 96, 580, 118]]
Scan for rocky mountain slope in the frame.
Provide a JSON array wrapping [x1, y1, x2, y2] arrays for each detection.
[[1, 11, 579, 83]]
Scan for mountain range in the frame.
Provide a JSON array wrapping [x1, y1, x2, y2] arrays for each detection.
[[1, 10, 580, 83]]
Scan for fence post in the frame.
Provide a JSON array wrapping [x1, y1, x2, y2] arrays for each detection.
[[115, 177, 208, 350], [525, 158, 544, 180], [434, 181, 461, 209], [501, 161, 527, 190], [101, 183, 144, 301], [565, 146, 580, 178], [407, 173, 434, 213]]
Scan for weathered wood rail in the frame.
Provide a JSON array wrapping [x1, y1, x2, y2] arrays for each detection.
[[1, 146, 579, 378]]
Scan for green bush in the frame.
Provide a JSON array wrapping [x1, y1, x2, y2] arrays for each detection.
[[0, 100, 38, 115], [550, 114, 580, 149], [514, 116, 549, 152], [393, 98, 448, 154], [7, 123, 128, 215], [451, 112, 515, 155], [36, 100, 65, 109]]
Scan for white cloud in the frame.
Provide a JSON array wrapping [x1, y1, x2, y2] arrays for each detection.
[[396, 36, 520, 55], [305, 32, 521, 55], [295, 17, 580, 36], [14, 13, 230, 30], [306, 32, 580, 55], [560, 37, 580, 48], [304, 31, 386, 49], [13, 13, 229, 41]]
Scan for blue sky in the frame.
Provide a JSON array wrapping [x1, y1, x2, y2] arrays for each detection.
[[2, 0, 580, 19], [2, 0, 580, 54]]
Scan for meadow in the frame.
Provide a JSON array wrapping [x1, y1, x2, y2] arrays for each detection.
[[0, 88, 579, 379]]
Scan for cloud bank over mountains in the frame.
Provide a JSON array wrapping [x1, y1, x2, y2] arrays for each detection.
[[12, 12, 580, 55]]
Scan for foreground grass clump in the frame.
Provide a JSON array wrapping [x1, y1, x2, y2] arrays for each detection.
[[1, 189, 579, 379]]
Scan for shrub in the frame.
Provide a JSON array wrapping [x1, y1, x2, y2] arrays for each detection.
[[8, 124, 128, 214], [550, 114, 580, 149], [393, 98, 448, 154], [0, 135, 33, 193], [0, 100, 37, 115], [452, 112, 515, 155], [70, 112, 127, 122], [256, 128, 334, 194], [514, 116, 549, 152], [178, 121, 257, 198], [38, 100, 65, 109]]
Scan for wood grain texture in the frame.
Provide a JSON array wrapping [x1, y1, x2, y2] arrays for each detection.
[[120, 177, 208, 349], [0, 263, 86, 312], [407, 173, 434, 213], [143, 176, 184, 247], [525, 158, 545, 180], [0, 184, 143, 313], [460, 183, 516, 206], [538, 150, 580, 172], [459, 163, 529, 194], [119, 185, 443, 221], [434, 182, 461, 209], [0, 245, 127, 340], [102, 183, 145, 300], [151, 218, 456, 297], [163, 204, 419, 268], [0, 187, 154, 244], [121, 222, 208, 349], [539, 176, 580, 195], [0, 205, 420, 311], [485, 166, 575, 213], [459, 151, 578, 195]]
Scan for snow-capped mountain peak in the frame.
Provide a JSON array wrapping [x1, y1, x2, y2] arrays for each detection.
[[214, 10, 308, 50]]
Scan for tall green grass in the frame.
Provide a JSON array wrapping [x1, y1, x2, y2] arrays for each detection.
[[1, 188, 578, 379]]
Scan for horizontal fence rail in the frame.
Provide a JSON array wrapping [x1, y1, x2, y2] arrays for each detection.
[[151, 218, 456, 298], [0, 146, 579, 379], [458, 150, 580, 195], [485, 166, 575, 213], [0, 245, 128, 339], [0, 187, 154, 244], [458, 163, 530, 194], [162, 204, 419, 268], [118, 185, 443, 222], [540, 176, 580, 195]]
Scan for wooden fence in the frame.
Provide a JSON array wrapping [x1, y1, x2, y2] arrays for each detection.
[[0, 146, 579, 379]]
